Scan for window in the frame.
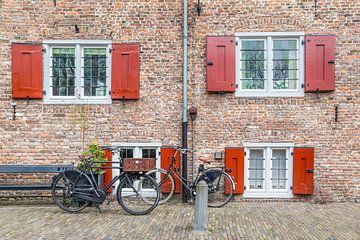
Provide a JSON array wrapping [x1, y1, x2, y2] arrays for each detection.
[[236, 32, 304, 97], [43, 40, 112, 104], [111, 142, 161, 192], [244, 143, 293, 198]]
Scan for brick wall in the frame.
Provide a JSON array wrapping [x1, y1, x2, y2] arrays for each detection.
[[0, 0, 359, 202]]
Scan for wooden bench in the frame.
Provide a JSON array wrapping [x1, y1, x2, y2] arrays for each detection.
[[0, 165, 74, 190]]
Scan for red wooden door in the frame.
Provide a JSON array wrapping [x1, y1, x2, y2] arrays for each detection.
[[305, 35, 336, 92], [103, 149, 113, 193], [293, 147, 314, 195], [160, 147, 181, 193], [206, 36, 236, 92], [224, 147, 244, 194]]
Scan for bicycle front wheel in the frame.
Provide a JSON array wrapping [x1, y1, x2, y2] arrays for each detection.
[[199, 169, 234, 208], [52, 170, 91, 212], [117, 173, 160, 215], [146, 168, 175, 204]]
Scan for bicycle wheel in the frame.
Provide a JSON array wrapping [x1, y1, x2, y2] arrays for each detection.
[[52, 170, 91, 212], [117, 173, 160, 215], [146, 168, 175, 204], [198, 169, 234, 208]]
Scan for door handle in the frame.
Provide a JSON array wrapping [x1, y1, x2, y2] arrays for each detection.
[[307, 169, 314, 174]]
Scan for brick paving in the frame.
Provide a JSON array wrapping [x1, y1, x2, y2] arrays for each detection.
[[0, 201, 359, 240]]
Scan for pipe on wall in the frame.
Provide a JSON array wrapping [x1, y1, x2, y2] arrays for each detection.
[[181, 0, 188, 203]]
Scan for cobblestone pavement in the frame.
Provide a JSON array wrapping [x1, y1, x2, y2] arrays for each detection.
[[0, 201, 359, 240]]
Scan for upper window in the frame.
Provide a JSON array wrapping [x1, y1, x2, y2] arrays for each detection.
[[236, 32, 304, 97], [43, 40, 112, 104]]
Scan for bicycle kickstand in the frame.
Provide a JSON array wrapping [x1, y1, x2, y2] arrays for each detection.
[[95, 204, 102, 214]]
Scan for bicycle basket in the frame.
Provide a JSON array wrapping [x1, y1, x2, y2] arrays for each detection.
[[123, 158, 155, 172]]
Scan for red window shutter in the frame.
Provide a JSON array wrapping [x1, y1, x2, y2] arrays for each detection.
[[103, 149, 113, 193], [206, 36, 236, 92], [160, 147, 181, 193], [305, 35, 335, 92], [293, 147, 314, 195], [12, 43, 43, 99], [225, 147, 244, 194], [111, 44, 140, 99]]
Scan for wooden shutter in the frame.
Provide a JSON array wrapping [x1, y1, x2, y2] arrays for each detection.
[[305, 35, 336, 92], [160, 147, 181, 193], [111, 44, 140, 99], [293, 147, 314, 195], [225, 147, 244, 194], [12, 43, 43, 99], [103, 149, 113, 193], [206, 36, 236, 92]]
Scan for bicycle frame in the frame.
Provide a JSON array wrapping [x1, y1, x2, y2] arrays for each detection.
[[160, 148, 235, 196]]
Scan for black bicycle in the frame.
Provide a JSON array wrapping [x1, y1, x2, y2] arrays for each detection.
[[146, 147, 235, 207], [51, 147, 160, 215]]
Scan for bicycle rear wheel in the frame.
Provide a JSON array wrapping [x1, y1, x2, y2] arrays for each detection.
[[117, 173, 160, 215], [199, 169, 234, 208], [52, 170, 91, 212], [146, 168, 175, 204]]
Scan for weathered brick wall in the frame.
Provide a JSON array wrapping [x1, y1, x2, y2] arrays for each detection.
[[0, 0, 359, 202]]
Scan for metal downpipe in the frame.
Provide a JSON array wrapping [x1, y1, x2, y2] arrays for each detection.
[[181, 0, 188, 203]]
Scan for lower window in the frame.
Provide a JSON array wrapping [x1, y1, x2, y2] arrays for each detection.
[[244, 144, 293, 198], [111, 142, 161, 192]]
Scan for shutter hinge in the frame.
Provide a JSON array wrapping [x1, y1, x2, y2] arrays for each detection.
[[301, 40, 305, 45], [235, 41, 238, 46], [236, 84, 238, 88], [244, 186, 246, 190], [108, 90, 112, 95], [290, 186, 293, 190], [42, 48, 46, 53], [42, 90, 46, 96], [301, 83, 304, 89], [109, 48, 112, 53], [244, 151, 246, 156], [291, 152, 294, 156]]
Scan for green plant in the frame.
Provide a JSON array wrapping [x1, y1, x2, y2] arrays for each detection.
[[77, 141, 107, 174]]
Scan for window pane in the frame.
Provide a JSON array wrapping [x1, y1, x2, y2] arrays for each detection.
[[52, 48, 75, 96], [248, 149, 264, 189], [272, 40, 298, 90], [120, 149, 134, 159], [271, 149, 287, 189], [240, 40, 266, 90], [83, 48, 107, 97], [142, 149, 156, 158]]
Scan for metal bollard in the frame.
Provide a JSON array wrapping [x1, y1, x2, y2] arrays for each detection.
[[193, 180, 208, 232]]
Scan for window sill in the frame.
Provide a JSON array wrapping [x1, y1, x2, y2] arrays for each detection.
[[43, 99, 112, 105], [243, 192, 293, 198], [236, 91, 304, 97]]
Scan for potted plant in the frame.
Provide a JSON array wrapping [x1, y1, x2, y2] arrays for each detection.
[[77, 141, 107, 188]]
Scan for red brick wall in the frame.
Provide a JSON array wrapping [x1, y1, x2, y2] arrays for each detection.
[[0, 0, 359, 202]]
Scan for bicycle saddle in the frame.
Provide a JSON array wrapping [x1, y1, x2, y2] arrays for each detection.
[[198, 157, 211, 164]]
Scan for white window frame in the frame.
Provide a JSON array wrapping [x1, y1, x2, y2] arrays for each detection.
[[243, 143, 294, 198], [43, 40, 112, 104], [235, 32, 305, 97], [111, 141, 162, 193]]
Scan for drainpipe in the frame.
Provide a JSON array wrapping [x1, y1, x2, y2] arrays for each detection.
[[181, 0, 188, 203]]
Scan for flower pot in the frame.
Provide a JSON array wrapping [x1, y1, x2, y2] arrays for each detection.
[[87, 171, 105, 189]]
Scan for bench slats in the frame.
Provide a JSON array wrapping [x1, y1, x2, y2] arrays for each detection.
[[0, 165, 74, 173], [0, 184, 52, 190]]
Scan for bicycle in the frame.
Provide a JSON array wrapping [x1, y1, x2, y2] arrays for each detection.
[[51, 146, 160, 215], [146, 147, 235, 207]]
